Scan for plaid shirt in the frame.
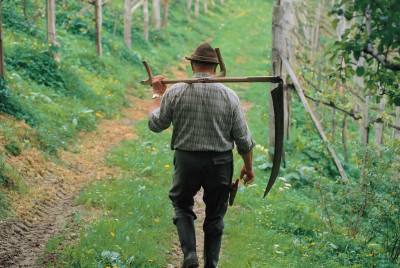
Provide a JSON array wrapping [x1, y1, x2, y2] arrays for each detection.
[[148, 73, 255, 155]]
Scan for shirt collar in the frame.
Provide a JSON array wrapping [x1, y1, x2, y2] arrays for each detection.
[[193, 72, 213, 78]]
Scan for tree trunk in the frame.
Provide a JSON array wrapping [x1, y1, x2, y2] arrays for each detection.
[[186, 0, 192, 20], [203, 0, 207, 13], [143, 0, 149, 41], [124, 0, 132, 49], [0, 2, 5, 79], [95, 0, 103, 57], [359, 96, 369, 144], [374, 95, 386, 146], [161, 0, 170, 28], [152, 0, 161, 29], [46, 0, 60, 62], [194, 0, 199, 18]]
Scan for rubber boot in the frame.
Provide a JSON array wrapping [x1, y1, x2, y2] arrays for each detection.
[[203, 233, 222, 268], [175, 217, 199, 268]]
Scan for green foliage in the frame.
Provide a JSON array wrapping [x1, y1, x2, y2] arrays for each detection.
[[319, 143, 400, 263], [328, 0, 400, 104]]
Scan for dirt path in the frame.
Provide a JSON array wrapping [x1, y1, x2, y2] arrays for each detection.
[[0, 96, 151, 267]]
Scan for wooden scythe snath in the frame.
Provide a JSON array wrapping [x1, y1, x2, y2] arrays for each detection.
[[140, 48, 285, 202]]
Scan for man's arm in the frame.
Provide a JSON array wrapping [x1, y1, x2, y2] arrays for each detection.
[[239, 149, 255, 185], [148, 75, 167, 115]]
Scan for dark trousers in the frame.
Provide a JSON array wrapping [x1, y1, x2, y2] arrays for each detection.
[[169, 149, 233, 264]]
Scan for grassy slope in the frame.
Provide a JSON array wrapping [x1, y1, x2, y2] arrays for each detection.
[[2, 0, 394, 266]]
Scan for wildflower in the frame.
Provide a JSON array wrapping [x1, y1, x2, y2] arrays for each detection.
[[165, 165, 170, 168], [154, 219, 159, 222], [293, 119, 297, 122], [110, 232, 115, 237], [42, 43, 45, 47], [106, 210, 110, 214], [49, 43, 52, 47], [152, 147, 156, 151], [148, 259, 153, 263], [34, 42, 37, 46], [311, 242, 316, 245]]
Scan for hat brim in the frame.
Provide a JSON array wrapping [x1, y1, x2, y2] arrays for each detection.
[[185, 55, 219, 64]]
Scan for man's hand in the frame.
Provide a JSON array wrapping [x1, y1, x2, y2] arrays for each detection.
[[152, 75, 167, 95], [239, 165, 255, 185]]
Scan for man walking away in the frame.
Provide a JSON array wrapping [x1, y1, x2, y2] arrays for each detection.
[[148, 42, 255, 268]]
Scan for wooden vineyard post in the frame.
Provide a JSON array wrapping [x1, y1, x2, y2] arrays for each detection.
[[124, 0, 133, 49], [269, 0, 292, 163], [186, 0, 192, 20], [194, 0, 199, 18], [46, 0, 60, 62], [393, 107, 400, 181], [95, 0, 103, 57], [161, 0, 170, 28], [360, 96, 369, 144], [393, 107, 400, 141], [152, 0, 161, 29], [0, 1, 5, 79], [143, 0, 149, 41], [374, 95, 386, 146]]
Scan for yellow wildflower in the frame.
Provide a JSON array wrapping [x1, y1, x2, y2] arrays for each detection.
[[154, 219, 159, 222], [148, 260, 153, 263], [311, 242, 316, 246], [42, 43, 45, 47], [110, 232, 115, 237], [165, 165, 170, 168], [96, 113, 103, 118], [152, 147, 156, 151], [106, 210, 110, 214]]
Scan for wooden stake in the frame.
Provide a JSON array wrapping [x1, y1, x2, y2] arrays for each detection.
[[374, 95, 386, 146], [95, 0, 103, 57]]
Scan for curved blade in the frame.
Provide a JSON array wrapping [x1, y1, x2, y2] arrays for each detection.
[[264, 79, 284, 198]]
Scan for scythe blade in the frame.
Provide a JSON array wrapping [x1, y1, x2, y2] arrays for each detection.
[[264, 79, 284, 197]]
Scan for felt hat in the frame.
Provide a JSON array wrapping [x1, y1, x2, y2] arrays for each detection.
[[185, 42, 219, 64]]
